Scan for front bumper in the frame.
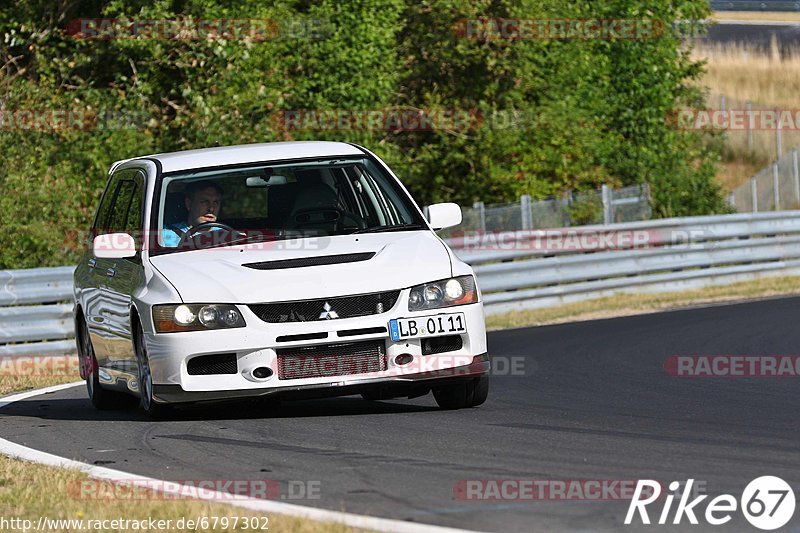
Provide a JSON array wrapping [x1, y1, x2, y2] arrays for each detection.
[[144, 301, 488, 402], [153, 353, 489, 404]]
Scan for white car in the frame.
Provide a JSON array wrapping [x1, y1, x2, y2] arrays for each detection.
[[73, 141, 489, 416]]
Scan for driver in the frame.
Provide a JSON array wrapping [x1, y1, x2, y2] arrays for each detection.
[[162, 181, 223, 247]]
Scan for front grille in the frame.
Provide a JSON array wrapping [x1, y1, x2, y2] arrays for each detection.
[[337, 326, 387, 337], [277, 340, 387, 380], [187, 353, 238, 375], [275, 332, 328, 343], [243, 252, 375, 271], [422, 335, 463, 355], [248, 290, 400, 323]]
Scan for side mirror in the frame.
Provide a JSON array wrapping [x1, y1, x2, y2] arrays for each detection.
[[93, 233, 136, 259], [425, 203, 462, 230]]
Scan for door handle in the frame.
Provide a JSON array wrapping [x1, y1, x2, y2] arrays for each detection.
[[106, 266, 116, 278], [88, 258, 97, 269]]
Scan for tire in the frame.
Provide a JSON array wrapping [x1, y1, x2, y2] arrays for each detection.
[[78, 319, 135, 410], [470, 374, 489, 407], [134, 324, 172, 419], [433, 375, 490, 410]]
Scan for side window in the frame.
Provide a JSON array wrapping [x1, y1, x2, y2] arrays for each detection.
[[107, 180, 136, 234], [125, 171, 146, 249], [92, 176, 120, 236], [125, 184, 142, 232], [95, 169, 146, 245]]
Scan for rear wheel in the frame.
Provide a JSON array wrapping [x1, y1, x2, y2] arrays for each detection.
[[433, 375, 489, 410], [79, 319, 134, 410], [135, 324, 171, 419]]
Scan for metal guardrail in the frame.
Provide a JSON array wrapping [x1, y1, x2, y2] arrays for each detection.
[[448, 211, 800, 315], [711, 1, 800, 11], [0, 266, 76, 356], [4, 211, 800, 355]]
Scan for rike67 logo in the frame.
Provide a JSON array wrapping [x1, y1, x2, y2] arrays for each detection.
[[625, 477, 795, 530]]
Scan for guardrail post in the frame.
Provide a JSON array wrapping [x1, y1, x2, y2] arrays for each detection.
[[520, 194, 532, 230], [773, 162, 780, 210], [641, 183, 652, 219], [473, 201, 486, 231], [793, 149, 800, 208], [601, 184, 613, 224], [751, 176, 758, 213], [746, 100, 753, 154]]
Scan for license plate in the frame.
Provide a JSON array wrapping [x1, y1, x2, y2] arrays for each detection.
[[389, 312, 466, 341]]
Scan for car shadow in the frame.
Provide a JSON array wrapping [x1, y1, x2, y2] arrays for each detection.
[[1, 394, 442, 422]]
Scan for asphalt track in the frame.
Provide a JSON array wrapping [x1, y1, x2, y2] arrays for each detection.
[[2, 297, 800, 532]]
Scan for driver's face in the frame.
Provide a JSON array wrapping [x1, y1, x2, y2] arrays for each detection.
[[186, 187, 221, 227]]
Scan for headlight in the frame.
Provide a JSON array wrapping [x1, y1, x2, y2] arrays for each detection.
[[152, 304, 246, 333], [408, 275, 478, 311]]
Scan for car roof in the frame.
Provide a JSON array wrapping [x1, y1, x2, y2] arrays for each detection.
[[113, 141, 366, 174]]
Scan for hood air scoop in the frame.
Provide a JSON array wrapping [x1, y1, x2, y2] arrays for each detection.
[[242, 252, 375, 270]]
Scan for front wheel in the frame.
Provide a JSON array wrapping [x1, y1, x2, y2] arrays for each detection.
[[135, 325, 171, 419], [433, 375, 489, 410], [79, 319, 134, 410]]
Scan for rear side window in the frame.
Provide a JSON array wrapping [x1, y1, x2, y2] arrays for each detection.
[[93, 169, 146, 240], [107, 180, 136, 233], [92, 176, 119, 236]]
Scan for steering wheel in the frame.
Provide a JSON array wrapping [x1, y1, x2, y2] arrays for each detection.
[[178, 221, 242, 247], [291, 207, 367, 231], [185, 221, 237, 237]]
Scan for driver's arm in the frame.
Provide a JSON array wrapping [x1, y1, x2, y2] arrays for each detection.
[[161, 222, 189, 248]]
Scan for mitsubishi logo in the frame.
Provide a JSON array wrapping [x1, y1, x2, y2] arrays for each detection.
[[319, 301, 339, 320]]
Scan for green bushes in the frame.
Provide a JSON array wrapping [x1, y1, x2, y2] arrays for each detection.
[[0, 0, 724, 268]]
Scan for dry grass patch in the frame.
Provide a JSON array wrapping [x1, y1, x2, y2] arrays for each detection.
[[0, 454, 355, 532], [693, 39, 800, 190], [711, 11, 800, 22], [0, 362, 362, 533], [486, 274, 800, 330], [0, 372, 79, 397], [696, 40, 800, 110]]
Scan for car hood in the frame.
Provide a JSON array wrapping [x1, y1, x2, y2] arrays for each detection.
[[148, 231, 453, 303]]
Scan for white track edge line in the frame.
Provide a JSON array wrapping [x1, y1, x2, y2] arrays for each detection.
[[0, 382, 481, 533]]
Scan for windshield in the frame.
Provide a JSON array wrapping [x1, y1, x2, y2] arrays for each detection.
[[153, 157, 427, 253]]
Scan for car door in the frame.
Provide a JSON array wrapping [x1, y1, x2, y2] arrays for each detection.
[[99, 169, 146, 378], [82, 172, 120, 365]]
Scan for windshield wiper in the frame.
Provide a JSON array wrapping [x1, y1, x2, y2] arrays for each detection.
[[348, 223, 427, 235], [183, 232, 283, 251]]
